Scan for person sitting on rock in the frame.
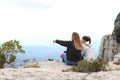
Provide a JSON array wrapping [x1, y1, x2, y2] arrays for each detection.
[[53, 32, 83, 65], [81, 36, 94, 61]]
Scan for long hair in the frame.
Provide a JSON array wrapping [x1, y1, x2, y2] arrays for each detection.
[[72, 32, 83, 50]]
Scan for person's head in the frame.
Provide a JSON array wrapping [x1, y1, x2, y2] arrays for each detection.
[[72, 32, 83, 50], [72, 32, 80, 40], [81, 36, 91, 44]]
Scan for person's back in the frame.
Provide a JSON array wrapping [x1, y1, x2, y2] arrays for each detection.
[[81, 36, 94, 61], [55, 40, 83, 62], [82, 43, 94, 61]]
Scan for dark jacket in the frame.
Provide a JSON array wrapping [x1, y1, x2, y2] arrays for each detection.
[[56, 40, 83, 62]]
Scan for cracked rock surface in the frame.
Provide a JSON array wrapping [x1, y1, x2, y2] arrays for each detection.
[[0, 61, 120, 80]]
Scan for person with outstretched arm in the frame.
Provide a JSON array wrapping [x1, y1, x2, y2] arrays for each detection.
[[53, 32, 83, 65]]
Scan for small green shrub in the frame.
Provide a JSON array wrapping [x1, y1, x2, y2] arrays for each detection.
[[71, 57, 107, 73], [0, 54, 6, 68], [9, 54, 16, 63], [0, 40, 25, 68]]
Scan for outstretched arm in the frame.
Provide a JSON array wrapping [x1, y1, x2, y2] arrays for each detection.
[[53, 40, 71, 47]]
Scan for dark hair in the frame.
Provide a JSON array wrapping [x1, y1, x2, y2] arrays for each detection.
[[82, 36, 91, 44]]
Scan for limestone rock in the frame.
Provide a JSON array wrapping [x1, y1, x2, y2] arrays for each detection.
[[23, 63, 40, 68], [98, 12, 120, 61], [113, 53, 120, 65], [98, 34, 118, 61], [112, 12, 120, 43], [0, 61, 120, 80]]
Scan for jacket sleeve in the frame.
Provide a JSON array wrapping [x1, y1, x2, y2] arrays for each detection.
[[56, 40, 71, 47]]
